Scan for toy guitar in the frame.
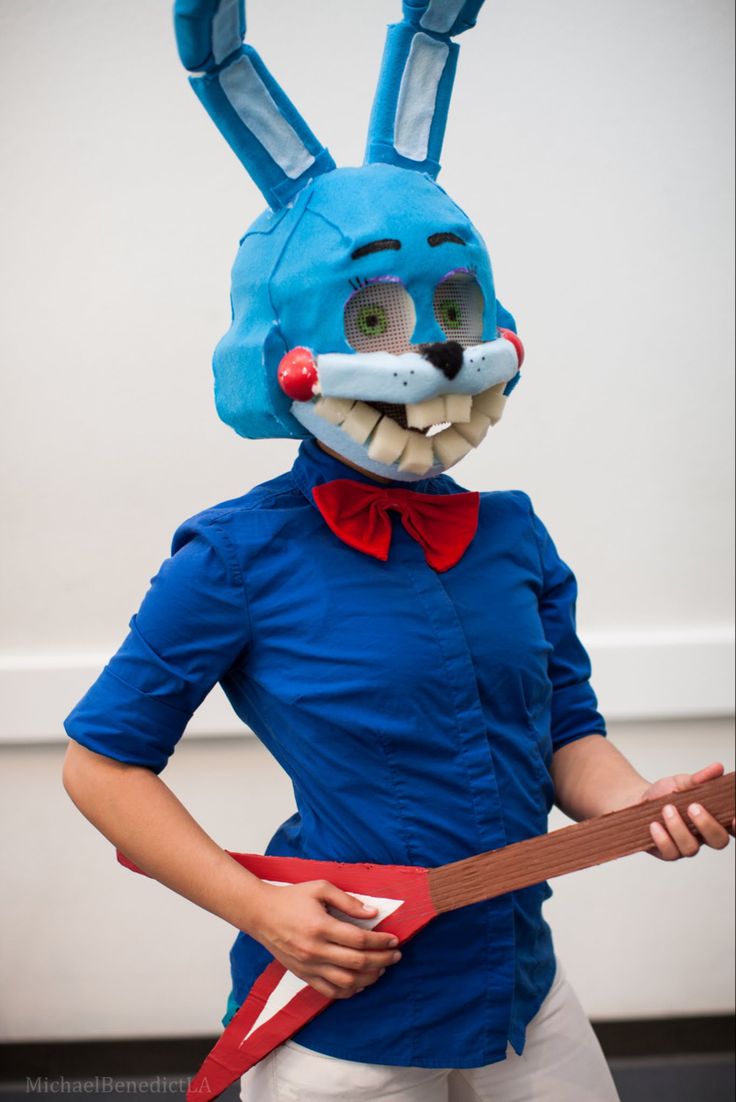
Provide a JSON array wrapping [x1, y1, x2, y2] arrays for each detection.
[[117, 772, 734, 1102]]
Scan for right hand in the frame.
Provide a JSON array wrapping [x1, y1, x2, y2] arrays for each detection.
[[247, 879, 403, 999]]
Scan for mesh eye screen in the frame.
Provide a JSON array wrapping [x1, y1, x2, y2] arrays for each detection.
[[433, 274, 484, 346], [344, 282, 416, 355]]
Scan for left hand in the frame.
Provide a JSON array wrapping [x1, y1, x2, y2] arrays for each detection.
[[641, 762, 735, 861]]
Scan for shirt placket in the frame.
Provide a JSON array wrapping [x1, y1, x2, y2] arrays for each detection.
[[389, 520, 517, 1064]]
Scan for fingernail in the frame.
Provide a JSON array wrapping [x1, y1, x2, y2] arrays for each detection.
[[357, 988, 365, 994], [664, 804, 676, 819], [392, 951, 402, 963], [379, 968, 386, 976], [362, 904, 376, 913], [388, 937, 399, 947], [689, 804, 702, 816]]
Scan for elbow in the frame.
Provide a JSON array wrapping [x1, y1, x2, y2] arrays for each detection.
[[62, 740, 89, 804], [62, 740, 128, 806]]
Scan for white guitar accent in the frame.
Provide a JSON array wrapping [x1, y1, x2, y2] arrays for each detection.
[[242, 884, 406, 1043]]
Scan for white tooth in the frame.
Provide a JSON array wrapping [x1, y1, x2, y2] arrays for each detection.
[[444, 394, 472, 424], [472, 383, 506, 424], [367, 416, 409, 464], [488, 402, 506, 426], [406, 397, 447, 430], [431, 426, 473, 467], [314, 397, 355, 425], [454, 409, 491, 447], [398, 432, 435, 476], [341, 402, 382, 445]]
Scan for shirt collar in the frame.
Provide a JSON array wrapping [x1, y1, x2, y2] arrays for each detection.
[[290, 437, 451, 504]]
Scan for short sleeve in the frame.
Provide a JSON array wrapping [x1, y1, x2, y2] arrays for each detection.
[[528, 505, 606, 751], [63, 514, 250, 774]]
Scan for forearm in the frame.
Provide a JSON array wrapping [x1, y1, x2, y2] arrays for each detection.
[[62, 740, 403, 999], [62, 741, 266, 933], [551, 734, 650, 821]]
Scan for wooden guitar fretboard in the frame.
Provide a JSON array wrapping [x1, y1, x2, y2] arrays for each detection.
[[428, 773, 735, 914]]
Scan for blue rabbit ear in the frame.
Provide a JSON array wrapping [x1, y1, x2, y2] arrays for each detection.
[[365, 0, 486, 177], [174, 0, 335, 210]]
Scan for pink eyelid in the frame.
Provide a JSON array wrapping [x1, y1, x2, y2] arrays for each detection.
[[343, 276, 408, 310], [438, 267, 475, 283]]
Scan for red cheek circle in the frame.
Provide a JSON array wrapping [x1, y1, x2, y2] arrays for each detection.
[[277, 347, 319, 402], [498, 327, 524, 369]]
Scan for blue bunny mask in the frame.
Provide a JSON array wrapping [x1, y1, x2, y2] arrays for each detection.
[[175, 0, 523, 480]]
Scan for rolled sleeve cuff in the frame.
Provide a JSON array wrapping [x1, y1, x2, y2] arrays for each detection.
[[550, 681, 607, 752], [63, 666, 192, 775]]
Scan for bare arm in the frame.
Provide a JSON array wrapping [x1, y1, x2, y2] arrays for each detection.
[[551, 733, 732, 859], [63, 740, 269, 928], [551, 734, 648, 820], [62, 741, 401, 998]]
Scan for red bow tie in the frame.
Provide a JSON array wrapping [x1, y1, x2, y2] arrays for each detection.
[[312, 479, 480, 572]]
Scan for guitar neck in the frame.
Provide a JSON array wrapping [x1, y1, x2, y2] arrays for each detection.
[[428, 772, 735, 915]]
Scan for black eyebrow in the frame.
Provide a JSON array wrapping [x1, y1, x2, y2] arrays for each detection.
[[350, 239, 402, 260], [428, 232, 466, 247]]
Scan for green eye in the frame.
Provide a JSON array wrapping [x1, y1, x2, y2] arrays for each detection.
[[440, 300, 462, 330], [357, 304, 388, 338]]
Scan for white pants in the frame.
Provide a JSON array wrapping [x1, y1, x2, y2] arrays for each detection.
[[240, 965, 620, 1101]]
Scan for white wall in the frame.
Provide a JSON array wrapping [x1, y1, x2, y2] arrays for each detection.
[[0, 0, 734, 1039]]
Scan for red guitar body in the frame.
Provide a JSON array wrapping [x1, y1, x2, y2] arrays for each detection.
[[115, 771, 735, 1101], [117, 850, 437, 1101]]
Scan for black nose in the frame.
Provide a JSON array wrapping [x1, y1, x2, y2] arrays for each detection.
[[420, 340, 464, 380]]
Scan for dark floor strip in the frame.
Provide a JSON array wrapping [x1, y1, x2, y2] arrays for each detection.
[[1, 1061, 736, 1102], [0, 1019, 733, 1102], [595, 1014, 735, 1058], [609, 1054, 735, 1102], [0, 1061, 735, 1102]]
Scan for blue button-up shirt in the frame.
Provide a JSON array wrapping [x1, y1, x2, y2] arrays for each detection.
[[64, 438, 606, 1068]]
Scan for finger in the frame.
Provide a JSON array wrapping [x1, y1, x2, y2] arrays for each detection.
[[673, 762, 724, 791], [322, 916, 399, 951], [318, 882, 379, 920], [689, 761, 724, 785], [306, 975, 358, 1001], [687, 804, 731, 849], [649, 821, 679, 861], [316, 943, 402, 972], [319, 964, 385, 991], [661, 804, 700, 856]]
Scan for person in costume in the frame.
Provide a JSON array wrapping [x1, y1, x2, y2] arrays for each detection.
[[62, 3, 733, 1100]]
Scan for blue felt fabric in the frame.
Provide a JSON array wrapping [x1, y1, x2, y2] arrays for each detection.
[[65, 439, 606, 1068], [171, 1, 519, 446], [175, 0, 335, 210], [365, 22, 459, 177], [365, 1, 488, 172], [188, 54, 336, 211], [214, 162, 516, 440], [403, 0, 487, 37], [174, 0, 245, 72]]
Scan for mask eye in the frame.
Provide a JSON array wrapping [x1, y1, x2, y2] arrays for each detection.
[[357, 303, 388, 338], [433, 272, 485, 346], [439, 300, 462, 331], [344, 281, 416, 354]]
